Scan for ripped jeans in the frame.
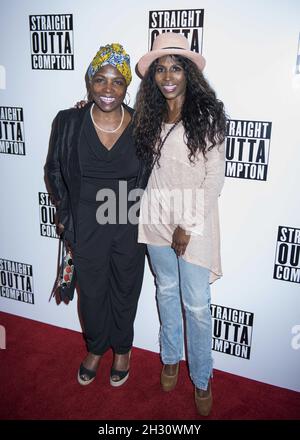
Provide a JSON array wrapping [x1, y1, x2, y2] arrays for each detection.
[[147, 244, 212, 390]]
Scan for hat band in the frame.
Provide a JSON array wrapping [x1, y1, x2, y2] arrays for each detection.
[[162, 46, 187, 50]]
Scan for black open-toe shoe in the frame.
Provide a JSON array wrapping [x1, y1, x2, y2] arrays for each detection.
[[110, 368, 129, 387], [110, 350, 131, 387], [77, 363, 97, 386]]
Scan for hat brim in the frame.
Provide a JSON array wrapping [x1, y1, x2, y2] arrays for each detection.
[[137, 48, 206, 77]]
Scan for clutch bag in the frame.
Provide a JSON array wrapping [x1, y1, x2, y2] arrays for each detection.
[[59, 238, 76, 301]]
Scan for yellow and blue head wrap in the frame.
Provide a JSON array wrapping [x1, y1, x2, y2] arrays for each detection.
[[87, 43, 132, 86]]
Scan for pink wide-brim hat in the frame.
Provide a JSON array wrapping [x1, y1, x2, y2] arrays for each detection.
[[137, 33, 206, 77]]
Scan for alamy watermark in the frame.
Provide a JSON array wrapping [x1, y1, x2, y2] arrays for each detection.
[[291, 324, 300, 350], [95, 182, 204, 234]]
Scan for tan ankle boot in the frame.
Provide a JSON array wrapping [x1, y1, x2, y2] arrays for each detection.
[[194, 381, 212, 416], [160, 363, 179, 392]]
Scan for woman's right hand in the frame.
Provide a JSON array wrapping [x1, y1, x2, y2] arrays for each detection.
[[74, 100, 88, 109], [171, 226, 191, 257], [57, 223, 72, 254]]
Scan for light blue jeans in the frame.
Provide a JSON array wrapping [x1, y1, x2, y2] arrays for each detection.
[[147, 244, 213, 390]]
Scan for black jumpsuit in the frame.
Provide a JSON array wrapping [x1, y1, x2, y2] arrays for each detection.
[[73, 111, 145, 355]]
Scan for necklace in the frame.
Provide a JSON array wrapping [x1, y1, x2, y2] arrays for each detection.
[[90, 103, 124, 134], [152, 119, 181, 170]]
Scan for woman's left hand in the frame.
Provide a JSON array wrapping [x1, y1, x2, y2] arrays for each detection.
[[171, 226, 191, 257]]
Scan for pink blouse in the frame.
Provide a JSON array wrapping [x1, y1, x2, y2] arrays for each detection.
[[138, 122, 225, 283]]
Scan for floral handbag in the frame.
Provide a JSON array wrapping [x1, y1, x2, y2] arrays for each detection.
[[59, 239, 76, 301], [50, 237, 76, 302]]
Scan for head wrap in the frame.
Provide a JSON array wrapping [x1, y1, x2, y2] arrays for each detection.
[[87, 43, 132, 86]]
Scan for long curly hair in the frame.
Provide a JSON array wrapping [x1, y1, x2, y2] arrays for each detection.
[[133, 55, 227, 168]]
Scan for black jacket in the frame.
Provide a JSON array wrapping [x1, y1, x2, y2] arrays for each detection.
[[45, 102, 150, 245]]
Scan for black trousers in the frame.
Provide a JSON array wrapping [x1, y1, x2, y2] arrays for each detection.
[[73, 198, 145, 355]]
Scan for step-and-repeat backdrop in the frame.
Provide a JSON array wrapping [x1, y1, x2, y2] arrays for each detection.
[[1, 0, 299, 392]]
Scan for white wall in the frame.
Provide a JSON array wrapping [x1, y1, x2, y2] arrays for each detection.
[[1, 0, 299, 392]]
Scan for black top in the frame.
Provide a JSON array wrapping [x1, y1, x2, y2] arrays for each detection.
[[79, 106, 139, 180], [78, 107, 139, 206]]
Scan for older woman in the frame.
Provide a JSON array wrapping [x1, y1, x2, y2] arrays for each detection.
[[45, 43, 150, 387]]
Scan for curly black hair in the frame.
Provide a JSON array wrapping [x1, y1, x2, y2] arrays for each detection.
[[133, 55, 227, 168]]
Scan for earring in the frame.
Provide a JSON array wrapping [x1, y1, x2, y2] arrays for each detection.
[[84, 91, 92, 102], [124, 91, 131, 106]]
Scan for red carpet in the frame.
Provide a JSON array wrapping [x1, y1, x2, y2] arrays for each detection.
[[0, 311, 299, 420]]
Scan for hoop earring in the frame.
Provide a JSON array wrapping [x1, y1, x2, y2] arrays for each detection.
[[84, 91, 92, 102], [124, 91, 131, 106]]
